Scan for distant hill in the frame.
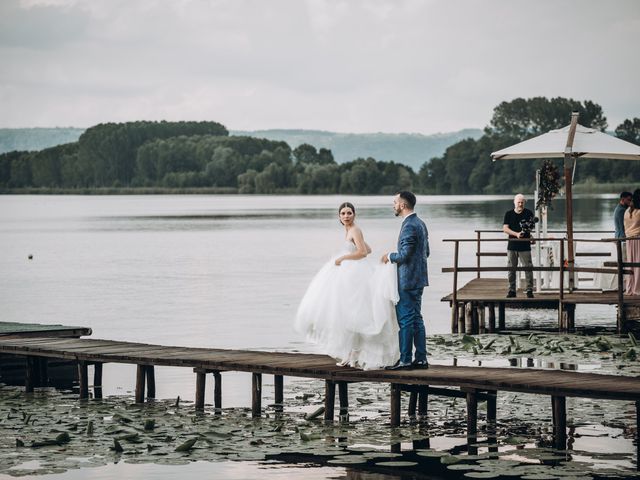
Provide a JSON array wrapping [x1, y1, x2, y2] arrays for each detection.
[[0, 126, 484, 171], [232, 128, 484, 170], [0, 127, 85, 153]]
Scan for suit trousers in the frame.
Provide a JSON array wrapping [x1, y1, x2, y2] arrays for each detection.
[[395, 287, 427, 364], [507, 250, 533, 292]]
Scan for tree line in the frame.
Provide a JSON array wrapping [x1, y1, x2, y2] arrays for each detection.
[[1, 98, 638, 194], [0, 120, 414, 194], [419, 97, 640, 194]]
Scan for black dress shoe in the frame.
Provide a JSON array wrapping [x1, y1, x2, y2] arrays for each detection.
[[526, 290, 534, 298], [385, 361, 412, 370], [506, 290, 516, 298], [412, 360, 429, 369]]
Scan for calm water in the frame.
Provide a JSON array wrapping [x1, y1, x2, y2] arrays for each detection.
[[0, 194, 621, 479]]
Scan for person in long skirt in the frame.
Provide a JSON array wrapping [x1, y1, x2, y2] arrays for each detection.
[[624, 189, 640, 295]]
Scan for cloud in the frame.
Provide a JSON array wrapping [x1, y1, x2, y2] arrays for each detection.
[[0, 0, 639, 132]]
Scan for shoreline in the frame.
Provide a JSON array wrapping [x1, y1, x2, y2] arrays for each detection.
[[0, 182, 633, 196]]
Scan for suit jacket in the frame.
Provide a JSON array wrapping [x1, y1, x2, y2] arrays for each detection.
[[389, 213, 430, 290]]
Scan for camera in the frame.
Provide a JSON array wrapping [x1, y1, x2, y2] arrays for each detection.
[[519, 216, 539, 238]]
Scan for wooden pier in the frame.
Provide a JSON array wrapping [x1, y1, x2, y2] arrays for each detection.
[[441, 277, 640, 333], [0, 321, 91, 339], [442, 232, 640, 333], [0, 321, 92, 388], [0, 336, 639, 462]]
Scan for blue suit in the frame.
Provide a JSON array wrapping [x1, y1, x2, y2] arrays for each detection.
[[389, 213, 429, 364]]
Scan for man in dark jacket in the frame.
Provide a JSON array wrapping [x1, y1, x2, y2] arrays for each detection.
[[503, 193, 535, 298]]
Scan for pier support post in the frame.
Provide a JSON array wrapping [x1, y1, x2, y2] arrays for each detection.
[[636, 401, 640, 471], [274, 375, 284, 413], [407, 387, 428, 420], [498, 303, 506, 331], [418, 387, 429, 419], [135, 365, 145, 403], [486, 390, 497, 452], [458, 303, 466, 334], [566, 304, 576, 331], [390, 384, 401, 427], [552, 395, 567, 450], [451, 302, 458, 333], [35, 358, 48, 388], [488, 303, 496, 333], [252, 373, 262, 417], [213, 371, 222, 413], [408, 391, 417, 417], [195, 370, 206, 410], [338, 381, 349, 420], [145, 365, 155, 398], [93, 362, 103, 399], [465, 389, 478, 455], [478, 303, 486, 334], [78, 361, 89, 400], [25, 356, 37, 393], [324, 380, 336, 421], [465, 303, 474, 334]]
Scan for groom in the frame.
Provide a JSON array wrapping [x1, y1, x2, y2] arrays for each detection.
[[382, 191, 430, 370]]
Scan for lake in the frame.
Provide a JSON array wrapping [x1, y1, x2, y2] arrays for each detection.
[[0, 194, 628, 479]]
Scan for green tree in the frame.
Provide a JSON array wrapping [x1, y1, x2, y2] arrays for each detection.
[[486, 97, 607, 141], [255, 162, 286, 193], [293, 143, 319, 164], [615, 118, 640, 144], [238, 169, 258, 193], [297, 163, 340, 193]]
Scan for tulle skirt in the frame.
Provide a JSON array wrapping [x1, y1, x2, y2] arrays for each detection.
[[294, 255, 399, 370]]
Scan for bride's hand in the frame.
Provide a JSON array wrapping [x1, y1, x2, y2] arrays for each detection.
[[335, 257, 343, 266]]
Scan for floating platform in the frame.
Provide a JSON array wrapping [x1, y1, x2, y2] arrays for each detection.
[[442, 278, 640, 333], [0, 321, 92, 387], [0, 321, 91, 339]]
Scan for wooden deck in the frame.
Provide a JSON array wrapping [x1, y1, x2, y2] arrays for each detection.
[[441, 278, 640, 333], [0, 321, 92, 339], [1, 336, 639, 401], [0, 335, 639, 458], [442, 278, 640, 306]]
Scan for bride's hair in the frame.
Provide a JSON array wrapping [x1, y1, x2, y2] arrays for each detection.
[[338, 202, 356, 224]]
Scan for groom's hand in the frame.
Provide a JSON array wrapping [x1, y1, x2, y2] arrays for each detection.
[[381, 253, 389, 264]]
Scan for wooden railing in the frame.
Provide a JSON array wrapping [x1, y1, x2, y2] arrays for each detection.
[[442, 233, 638, 333]]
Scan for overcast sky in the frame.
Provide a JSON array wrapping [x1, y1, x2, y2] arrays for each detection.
[[1, 0, 638, 134]]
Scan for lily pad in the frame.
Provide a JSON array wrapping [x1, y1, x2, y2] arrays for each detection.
[[375, 460, 418, 467]]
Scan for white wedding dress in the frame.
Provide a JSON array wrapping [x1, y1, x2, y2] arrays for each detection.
[[294, 242, 400, 370]]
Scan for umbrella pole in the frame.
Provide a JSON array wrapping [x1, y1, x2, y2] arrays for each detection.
[[564, 112, 580, 292]]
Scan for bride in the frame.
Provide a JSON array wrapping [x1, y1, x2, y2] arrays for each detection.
[[294, 202, 399, 370]]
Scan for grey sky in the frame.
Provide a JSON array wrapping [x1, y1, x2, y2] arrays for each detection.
[[1, 0, 638, 134]]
